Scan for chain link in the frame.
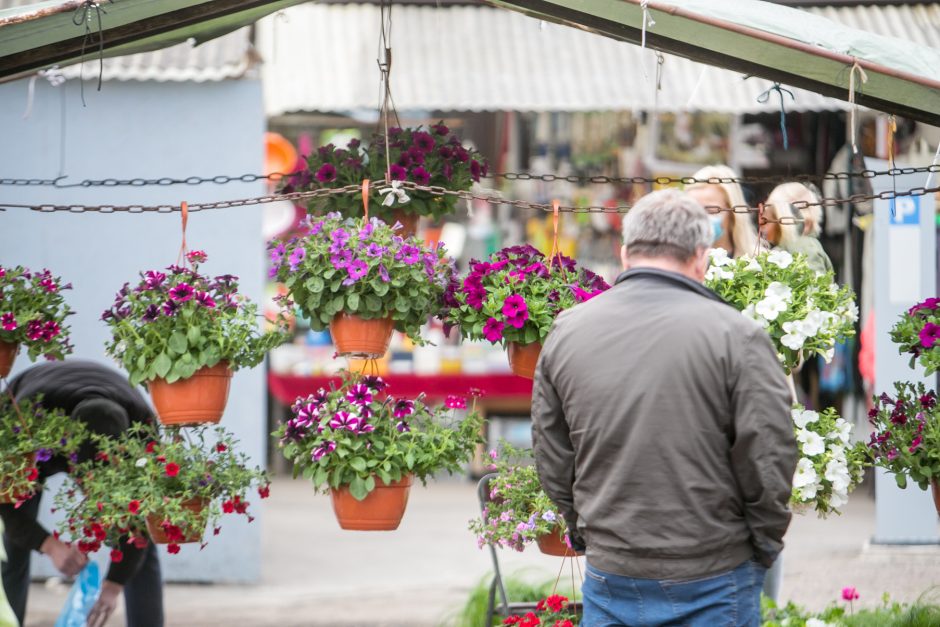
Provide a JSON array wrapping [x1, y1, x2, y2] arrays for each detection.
[[2, 179, 938, 226], [3, 164, 939, 189]]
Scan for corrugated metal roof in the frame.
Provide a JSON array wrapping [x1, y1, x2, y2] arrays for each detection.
[[258, 2, 940, 115], [54, 28, 254, 82]]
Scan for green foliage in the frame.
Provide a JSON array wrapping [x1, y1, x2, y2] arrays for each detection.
[[270, 214, 455, 344], [446, 573, 581, 627], [0, 394, 83, 503], [890, 299, 940, 375], [282, 123, 487, 222], [469, 443, 564, 551], [0, 265, 75, 361], [761, 592, 940, 626], [55, 424, 269, 553], [443, 245, 610, 346], [102, 252, 290, 386], [867, 382, 940, 490], [705, 248, 856, 374], [273, 372, 484, 500]]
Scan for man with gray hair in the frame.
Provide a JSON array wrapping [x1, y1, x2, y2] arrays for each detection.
[[532, 189, 796, 626]]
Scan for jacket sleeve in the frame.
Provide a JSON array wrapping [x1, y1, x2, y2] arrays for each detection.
[[530, 328, 581, 544], [104, 537, 148, 585], [0, 499, 50, 553], [730, 325, 799, 567]]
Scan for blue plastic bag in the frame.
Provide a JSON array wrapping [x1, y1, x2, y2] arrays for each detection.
[[55, 562, 101, 627]]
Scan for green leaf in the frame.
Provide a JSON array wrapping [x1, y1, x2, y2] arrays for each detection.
[[372, 281, 389, 297], [186, 326, 202, 345], [313, 466, 329, 487], [349, 475, 368, 501], [347, 293, 360, 312], [349, 457, 367, 472], [364, 475, 375, 493], [168, 331, 187, 355], [153, 353, 172, 378]]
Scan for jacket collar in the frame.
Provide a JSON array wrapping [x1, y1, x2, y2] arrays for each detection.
[[614, 267, 728, 305]]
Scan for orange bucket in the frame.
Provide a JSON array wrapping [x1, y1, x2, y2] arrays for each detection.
[[331, 475, 413, 531], [507, 342, 542, 379], [330, 314, 394, 359], [150, 363, 232, 426], [145, 497, 209, 544], [536, 530, 579, 557], [0, 341, 18, 379]]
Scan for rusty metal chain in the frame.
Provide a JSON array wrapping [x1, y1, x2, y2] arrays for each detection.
[[3, 164, 939, 189], [2, 179, 937, 227]]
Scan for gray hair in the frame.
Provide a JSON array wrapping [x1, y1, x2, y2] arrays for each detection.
[[622, 189, 713, 261]]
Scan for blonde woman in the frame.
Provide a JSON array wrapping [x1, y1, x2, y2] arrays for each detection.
[[686, 165, 759, 258], [763, 182, 833, 275]]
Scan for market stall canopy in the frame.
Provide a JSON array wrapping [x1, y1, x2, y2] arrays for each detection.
[[0, 0, 306, 84], [258, 1, 939, 120], [486, 0, 940, 125]]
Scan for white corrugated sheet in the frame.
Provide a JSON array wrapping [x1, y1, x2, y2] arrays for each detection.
[[258, 2, 940, 115]]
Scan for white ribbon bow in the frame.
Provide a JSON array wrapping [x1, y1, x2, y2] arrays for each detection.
[[380, 180, 411, 207]]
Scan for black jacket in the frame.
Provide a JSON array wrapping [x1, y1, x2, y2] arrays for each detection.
[[0, 360, 155, 585]]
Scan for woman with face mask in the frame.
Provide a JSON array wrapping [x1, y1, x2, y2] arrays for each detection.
[[763, 182, 833, 275], [685, 165, 759, 258]]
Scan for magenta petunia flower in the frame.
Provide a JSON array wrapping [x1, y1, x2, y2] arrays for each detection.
[[142, 304, 160, 322], [186, 250, 208, 264], [909, 435, 924, 453], [329, 411, 361, 432], [841, 587, 859, 601], [396, 420, 410, 433], [365, 243, 386, 258], [169, 283, 195, 302], [482, 317, 504, 342], [40, 321, 60, 341], [345, 384, 373, 406], [445, 395, 467, 410], [505, 311, 529, 329], [432, 123, 449, 136], [26, 320, 43, 341], [312, 441, 336, 462], [315, 164, 337, 183], [411, 167, 431, 186], [399, 245, 421, 265], [378, 264, 390, 283], [343, 259, 369, 285], [288, 247, 306, 272], [144, 271, 167, 290], [502, 295, 528, 319], [195, 291, 217, 308], [412, 131, 435, 152], [361, 375, 387, 392], [39, 278, 58, 293], [1, 313, 16, 331], [919, 322, 940, 348], [331, 250, 353, 270], [439, 146, 454, 160], [393, 399, 414, 418], [470, 160, 482, 182], [389, 164, 407, 181], [162, 300, 180, 316], [408, 146, 426, 165]]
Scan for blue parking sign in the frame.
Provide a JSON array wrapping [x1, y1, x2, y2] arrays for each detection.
[[890, 196, 920, 225]]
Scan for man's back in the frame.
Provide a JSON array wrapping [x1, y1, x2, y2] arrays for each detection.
[[534, 268, 796, 580]]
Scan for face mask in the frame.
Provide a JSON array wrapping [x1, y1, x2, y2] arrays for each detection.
[[710, 215, 724, 240]]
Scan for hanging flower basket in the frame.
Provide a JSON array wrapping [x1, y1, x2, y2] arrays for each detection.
[[331, 475, 413, 531], [145, 497, 209, 544], [149, 362, 233, 426], [330, 314, 395, 359], [536, 530, 579, 557], [507, 341, 542, 380], [0, 341, 17, 379], [0, 453, 37, 504]]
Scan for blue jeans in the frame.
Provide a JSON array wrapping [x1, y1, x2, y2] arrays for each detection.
[[581, 559, 767, 627]]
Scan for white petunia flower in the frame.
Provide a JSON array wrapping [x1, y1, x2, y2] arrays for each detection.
[[822, 348, 835, 363], [765, 281, 793, 302], [709, 248, 732, 267], [767, 249, 793, 269], [841, 301, 859, 324], [800, 310, 826, 337], [825, 459, 851, 492], [135, 457, 148, 468], [793, 458, 818, 488], [829, 491, 848, 509], [781, 321, 807, 350], [705, 265, 734, 281], [797, 429, 825, 456], [797, 481, 821, 501], [807, 617, 832, 627], [755, 297, 787, 321], [742, 304, 769, 327], [743, 257, 762, 272], [832, 418, 852, 444], [792, 409, 819, 429]]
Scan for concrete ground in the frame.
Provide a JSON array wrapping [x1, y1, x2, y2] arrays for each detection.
[[21, 477, 940, 626]]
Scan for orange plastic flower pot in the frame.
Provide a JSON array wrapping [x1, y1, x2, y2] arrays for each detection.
[[0, 341, 18, 379], [150, 363, 233, 426], [507, 342, 542, 380], [145, 498, 209, 544], [536, 530, 579, 557], [330, 475, 413, 531], [330, 314, 394, 359], [0, 453, 36, 504]]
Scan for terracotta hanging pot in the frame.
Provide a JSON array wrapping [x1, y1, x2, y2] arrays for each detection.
[[507, 341, 542, 380], [330, 474, 413, 531], [150, 362, 233, 426], [0, 341, 18, 379], [330, 314, 394, 359], [390, 209, 419, 239], [536, 530, 578, 557], [0, 453, 37, 504], [931, 479, 940, 517], [145, 497, 209, 544]]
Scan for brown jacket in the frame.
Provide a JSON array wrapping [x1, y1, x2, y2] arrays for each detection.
[[532, 268, 797, 580]]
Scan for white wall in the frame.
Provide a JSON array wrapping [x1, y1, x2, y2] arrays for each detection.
[[0, 77, 267, 583]]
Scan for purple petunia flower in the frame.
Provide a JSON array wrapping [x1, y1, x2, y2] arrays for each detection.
[[142, 304, 161, 322], [396, 421, 410, 433], [315, 164, 337, 183], [288, 247, 306, 272], [144, 271, 167, 290], [329, 411, 361, 432], [162, 300, 180, 317], [407, 146, 426, 165], [378, 264, 390, 282], [36, 448, 53, 462], [470, 160, 482, 182], [411, 167, 431, 186], [195, 291, 217, 308], [343, 260, 369, 286], [312, 440, 337, 462], [331, 250, 353, 270], [346, 384, 373, 406], [389, 164, 407, 181], [366, 243, 386, 258], [432, 123, 449, 136], [361, 375, 387, 392], [393, 399, 415, 418], [169, 283, 195, 302], [399, 245, 421, 265], [482, 317, 504, 342], [439, 146, 454, 160], [412, 131, 435, 152]]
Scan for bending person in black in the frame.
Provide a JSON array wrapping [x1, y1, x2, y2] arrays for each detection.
[[1, 360, 164, 627]]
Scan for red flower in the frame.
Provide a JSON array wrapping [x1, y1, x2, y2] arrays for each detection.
[[553, 621, 573, 627], [167, 543, 181, 555], [95, 452, 109, 463], [132, 536, 148, 549], [216, 443, 227, 453], [258, 485, 270, 499], [25, 467, 38, 482], [233, 496, 248, 514], [222, 499, 235, 514], [110, 549, 123, 563], [520, 613, 540, 627], [540, 595, 567, 613], [213, 527, 221, 536], [156, 455, 166, 463], [96, 501, 104, 512], [164, 462, 180, 477], [146, 441, 157, 454], [503, 618, 522, 626], [128, 500, 141, 514]]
